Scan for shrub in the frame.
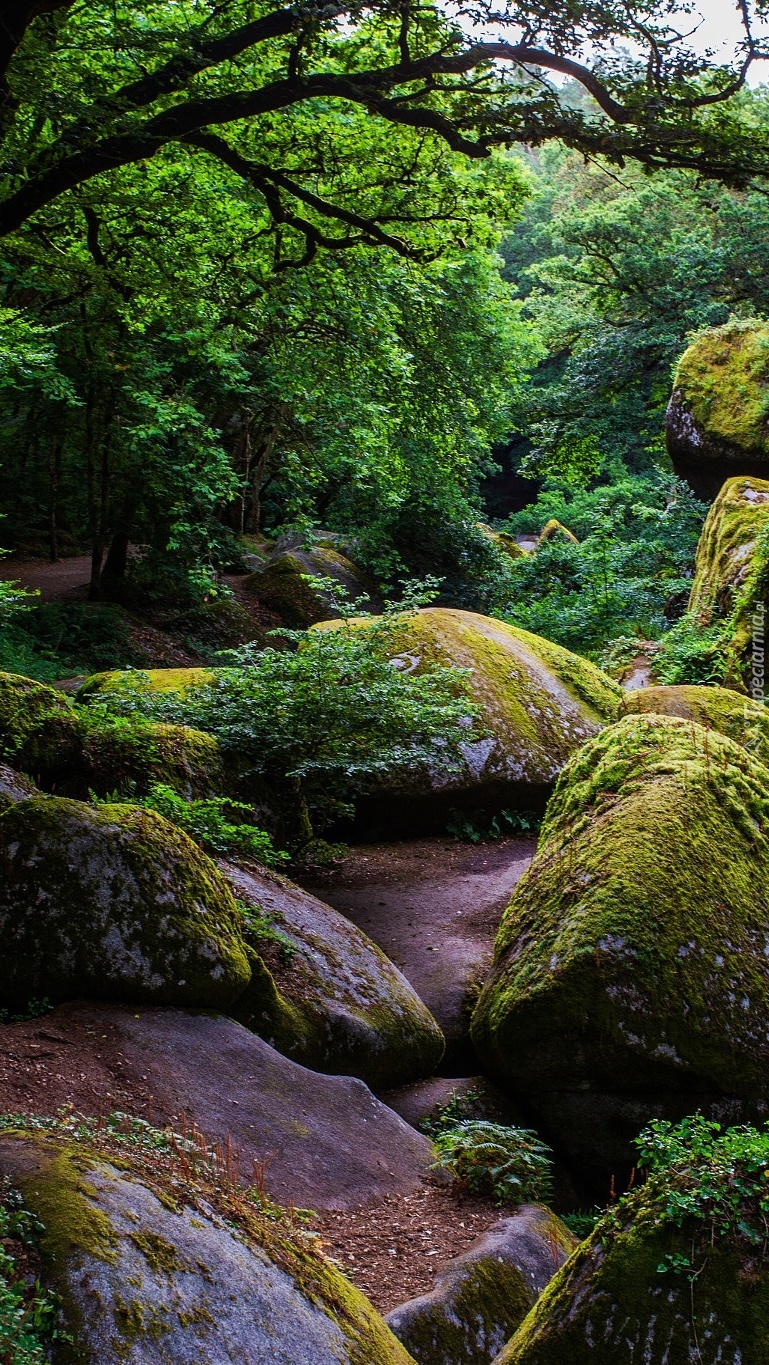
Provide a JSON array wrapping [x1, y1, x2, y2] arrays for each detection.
[[139, 784, 287, 868], [431, 1120, 554, 1204], [0, 1181, 62, 1364]]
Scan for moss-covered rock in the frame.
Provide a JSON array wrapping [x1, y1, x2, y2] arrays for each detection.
[[0, 1128, 417, 1364], [0, 796, 252, 1008], [319, 609, 620, 823], [471, 713, 769, 1184], [535, 520, 578, 548], [77, 667, 216, 702], [666, 319, 769, 498], [242, 544, 383, 627], [386, 1206, 575, 1365], [498, 1182, 769, 1364], [224, 860, 445, 1090], [621, 682, 769, 763], [0, 670, 81, 780], [684, 475, 769, 689], [478, 525, 529, 561], [74, 712, 224, 799]]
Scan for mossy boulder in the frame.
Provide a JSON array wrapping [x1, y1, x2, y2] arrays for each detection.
[[471, 713, 769, 1184], [621, 683, 769, 763], [37, 1002, 435, 1210], [0, 1129, 417, 1365], [386, 1206, 575, 1365], [498, 1182, 769, 1364], [686, 475, 769, 688], [0, 796, 251, 1009], [77, 667, 216, 702], [74, 713, 224, 800], [478, 524, 529, 560], [319, 609, 620, 826], [224, 860, 445, 1091], [0, 670, 81, 780], [242, 544, 383, 627], [535, 519, 578, 548], [666, 319, 769, 498]]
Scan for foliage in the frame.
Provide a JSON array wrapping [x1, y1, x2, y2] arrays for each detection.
[[80, 604, 480, 840], [499, 471, 707, 656], [503, 113, 769, 483], [446, 807, 541, 843], [652, 615, 730, 686], [139, 784, 288, 869], [629, 1115, 769, 1278], [419, 1087, 484, 1140], [431, 1120, 554, 1205], [0, 1181, 62, 1365], [561, 1208, 602, 1240]]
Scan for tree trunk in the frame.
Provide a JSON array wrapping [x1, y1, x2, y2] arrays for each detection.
[[102, 531, 129, 583]]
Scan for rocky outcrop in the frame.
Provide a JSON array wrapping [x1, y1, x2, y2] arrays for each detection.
[[386, 1206, 575, 1365], [682, 474, 769, 688], [224, 859, 445, 1090], [498, 1148, 769, 1364], [535, 520, 578, 548], [0, 796, 251, 1009], [0, 669, 81, 781], [319, 608, 620, 828], [666, 319, 769, 498], [0, 1128, 416, 1363], [77, 666, 215, 702], [471, 713, 769, 1184], [243, 542, 383, 627]]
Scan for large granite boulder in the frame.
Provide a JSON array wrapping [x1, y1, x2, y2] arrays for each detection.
[[471, 713, 769, 1185], [243, 542, 383, 627], [498, 1123, 769, 1363], [666, 319, 769, 498], [621, 682, 769, 763], [386, 1205, 575, 1365], [225, 860, 444, 1090], [684, 474, 769, 689], [0, 1128, 416, 1364], [0, 1002, 434, 1210], [0, 795, 251, 1009], [318, 608, 620, 829]]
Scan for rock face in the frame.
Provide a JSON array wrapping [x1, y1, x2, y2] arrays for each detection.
[[321, 609, 620, 827], [535, 519, 578, 548], [243, 542, 383, 627], [386, 1206, 575, 1365], [471, 713, 769, 1183], [685, 474, 769, 688], [498, 1183, 769, 1364], [621, 683, 769, 762], [666, 319, 769, 498], [0, 1130, 416, 1364], [0, 796, 251, 1009], [29, 1002, 434, 1210], [225, 860, 445, 1091]]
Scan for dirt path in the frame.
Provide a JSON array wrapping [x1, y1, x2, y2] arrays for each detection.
[[0, 554, 92, 601], [300, 836, 536, 1069]]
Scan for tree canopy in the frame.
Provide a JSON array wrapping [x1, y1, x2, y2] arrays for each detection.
[[3, 0, 769, 256]]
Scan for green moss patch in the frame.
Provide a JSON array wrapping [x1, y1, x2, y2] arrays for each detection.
[[674, 319, 769, 454]]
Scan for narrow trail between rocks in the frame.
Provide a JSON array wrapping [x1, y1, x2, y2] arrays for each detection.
[[300, 836, 536, 1069]]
